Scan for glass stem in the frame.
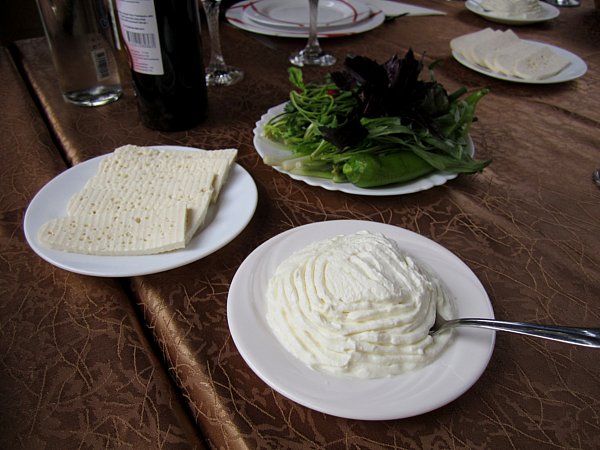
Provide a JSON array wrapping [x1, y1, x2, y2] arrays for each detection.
[[204, 0, 226, 70], [305, 0, 321, 54]]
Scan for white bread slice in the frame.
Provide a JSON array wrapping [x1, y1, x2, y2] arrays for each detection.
[[38, 203, 188, 256], [512, 46, 571, 80]]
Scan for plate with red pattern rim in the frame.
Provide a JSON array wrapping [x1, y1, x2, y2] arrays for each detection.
[[226, 1, 384, 38], [245, 0, 371, 30]]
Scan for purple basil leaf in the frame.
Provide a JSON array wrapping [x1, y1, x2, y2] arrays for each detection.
[[320, 116, 368, 150]]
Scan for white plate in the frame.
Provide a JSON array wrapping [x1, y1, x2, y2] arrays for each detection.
[[228, 220, 495, 420], [452, 40, 587, 84], [465, 0, 559, 25], [24, 146, 258, 277], [245, 0, 371, 29], [226, 1, 384, 38], [253, 103, 474, 196]]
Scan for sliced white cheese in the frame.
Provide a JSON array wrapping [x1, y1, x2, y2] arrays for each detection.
[[98, 151, 234, 200], [67, 186, 213, 243], [471, 29, 519, 67], [112, 145, 238, 166], [39, 144, 239, 257], [489, 40, 539, 75], [85, 169, 219, 200], [38, 203, 187, 256], [512, 46, 571, 80], [452, 28, 572, 80], [450, 28, 498, 64]]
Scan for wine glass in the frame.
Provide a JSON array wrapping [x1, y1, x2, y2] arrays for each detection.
[[289, 0, 336, 67], [201, 0, 244, 86]]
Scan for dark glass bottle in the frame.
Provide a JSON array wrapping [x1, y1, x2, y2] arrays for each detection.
[[116, 0, 208, 131]]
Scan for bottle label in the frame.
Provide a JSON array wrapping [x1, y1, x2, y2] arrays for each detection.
[[91, 48, 111, 80], [115, 0, 164, 75]]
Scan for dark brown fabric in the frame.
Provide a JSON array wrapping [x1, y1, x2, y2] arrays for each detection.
[[0, 47, 206, 449], [11, 1, 600, 449]]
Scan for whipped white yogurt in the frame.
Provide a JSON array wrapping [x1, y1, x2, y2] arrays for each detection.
[[479, 0, 543, 18], [265, 230, 455, 378]]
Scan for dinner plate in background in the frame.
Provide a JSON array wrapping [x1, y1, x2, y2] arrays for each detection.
[[226, 1, 384, 38], [465, 0, 559, 25], [24, 146, 258, 277], [452, 40, 587, 84], [253, 103, 475, 196], [245, 0, 372, 29], [228, 220, 495, 420]]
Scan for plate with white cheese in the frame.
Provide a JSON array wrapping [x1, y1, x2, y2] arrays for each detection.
[[24, 145, 258, 277], [465, 0, 559, 26], [451, 28, 587, 84], [228, 220, 495, 420]]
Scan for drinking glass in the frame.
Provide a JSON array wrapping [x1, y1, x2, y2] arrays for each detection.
[[36, 0, 122, 106], [201, 0, 244, 86], [289, 0, 336, 67]]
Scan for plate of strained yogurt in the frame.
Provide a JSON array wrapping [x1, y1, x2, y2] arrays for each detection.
[[228, 220, 495, 420], [465, 0, 559, 25]]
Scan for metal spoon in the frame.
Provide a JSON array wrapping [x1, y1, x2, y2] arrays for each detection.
[[430, 316, 600, 348]]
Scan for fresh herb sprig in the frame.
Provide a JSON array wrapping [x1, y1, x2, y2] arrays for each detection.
[[263, 50, 490, 188]]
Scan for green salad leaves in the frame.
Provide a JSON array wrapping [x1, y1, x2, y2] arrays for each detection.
[[263, 50, 490, 188]]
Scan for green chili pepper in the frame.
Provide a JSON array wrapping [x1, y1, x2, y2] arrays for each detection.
[[342, 152, 435, 188]]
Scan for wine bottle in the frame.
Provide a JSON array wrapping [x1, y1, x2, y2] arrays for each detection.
[[115, 0, 208, 131]]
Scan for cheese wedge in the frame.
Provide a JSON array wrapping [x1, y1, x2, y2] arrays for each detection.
[[38, 203, 188, 256]]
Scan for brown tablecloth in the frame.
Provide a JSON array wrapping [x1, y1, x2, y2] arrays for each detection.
[[0, 46, 206, 449], [10, 1, 600, 448]]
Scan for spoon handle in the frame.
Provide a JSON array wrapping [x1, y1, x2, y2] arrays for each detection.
[[445, 319, 600, 348]]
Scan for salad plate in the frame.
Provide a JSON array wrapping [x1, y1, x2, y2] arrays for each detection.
[[24, 146, 258, 277], [226, 1, 384, 38], [452, 40, 587, 84], [228, 220, 495, 420], [465, 0, 559, 25], [253, 103, 475, 196], [245, 0, 372, 29]]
